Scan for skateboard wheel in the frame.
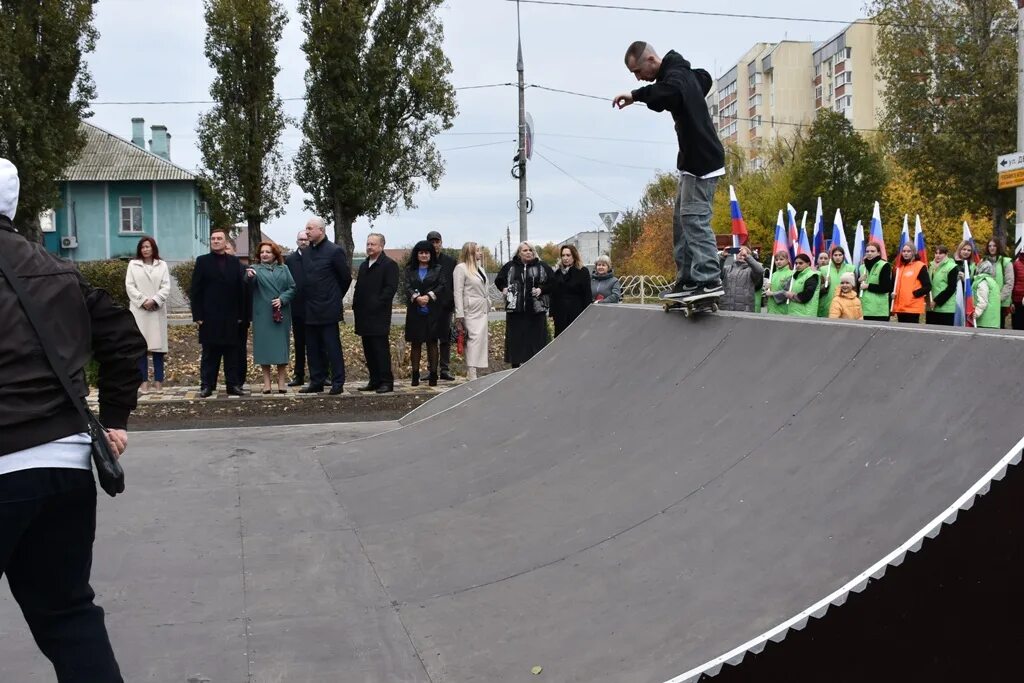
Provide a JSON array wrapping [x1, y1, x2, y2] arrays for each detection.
[[682, 308, 691, 318]]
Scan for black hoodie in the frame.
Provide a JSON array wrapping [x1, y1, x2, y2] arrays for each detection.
[[631, 50, 725, 176]]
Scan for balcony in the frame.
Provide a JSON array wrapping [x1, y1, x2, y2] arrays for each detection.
[[835, 61, 846, 74]]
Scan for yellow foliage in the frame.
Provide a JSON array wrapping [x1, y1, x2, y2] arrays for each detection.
[[619, 204, 675, 278]]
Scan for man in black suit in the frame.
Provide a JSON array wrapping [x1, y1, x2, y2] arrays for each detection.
[[191, 228, 249, 397], [299, 217, 352, 395], [284, 229, 309, 386], [427, 230, 457, 381], [353, 233, 399, 393]]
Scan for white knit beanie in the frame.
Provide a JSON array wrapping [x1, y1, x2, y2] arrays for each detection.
[[0, 158, 19, 220]]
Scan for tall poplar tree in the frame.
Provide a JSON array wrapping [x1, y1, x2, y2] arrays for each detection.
[[0, 0, 98, 241], [294, 0, 457, 261], [197, 0, 290, 256]]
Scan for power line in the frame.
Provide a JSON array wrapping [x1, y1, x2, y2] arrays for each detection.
[[89, 83, 514, 106], [537, 142, 662, 171], [505, 0, 965, 31], [440, 139, 516, 152], [534, 150, 628, 210]]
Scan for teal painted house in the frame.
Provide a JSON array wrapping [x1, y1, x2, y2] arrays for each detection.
[[45, 119, 210, 263]]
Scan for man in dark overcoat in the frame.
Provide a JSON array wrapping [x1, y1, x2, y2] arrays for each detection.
[[353, 232, 399, 393], [284, 229, 310, 386], [299, 217, 352, 395], [191, 228, 249, 397], [427, 230, 457, 380]]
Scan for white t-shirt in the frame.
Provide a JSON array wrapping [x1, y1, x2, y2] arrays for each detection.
[[0, 433, 92, 476], [682, 167, 726, 180]]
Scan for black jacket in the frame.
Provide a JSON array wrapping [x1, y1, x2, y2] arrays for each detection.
[[301, 237, 352, 325], [353, 253, 399, 337], [496, 257, 554, 315], [933, 262, 961, 307], [0, 217, 146, 456], [631, 50, 724, 176], [547, 266, 592, 332], [437, 252, 458, 312], [284, 249, 307, 321], [191, 252, 248, 345]]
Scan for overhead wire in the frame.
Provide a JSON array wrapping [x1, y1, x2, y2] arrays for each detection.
[[533, 150, 629, 210]]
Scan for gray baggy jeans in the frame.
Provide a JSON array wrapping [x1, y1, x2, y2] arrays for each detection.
[[673, 173, 721, 286]]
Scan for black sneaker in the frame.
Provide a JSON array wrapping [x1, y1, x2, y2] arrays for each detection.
[[682, 281, 724, 301], [662, 281, 698, 300]]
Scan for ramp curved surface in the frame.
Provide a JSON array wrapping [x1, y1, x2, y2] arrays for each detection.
[[321, 305, 1024, 683], [399, 369, 514, 426]]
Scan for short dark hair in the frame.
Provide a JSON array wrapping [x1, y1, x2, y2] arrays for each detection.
[[935, 245, 949, 255], [624, 41, 648, 66], [135, 236, 160, 261], [794, 253, 812, 265], [210, 227, 228, 239]]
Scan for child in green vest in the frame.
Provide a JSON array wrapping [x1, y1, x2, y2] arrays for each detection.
[[818, 246, 855, 317], [765, 251, 793, 315], [858, 241, 892, 321]]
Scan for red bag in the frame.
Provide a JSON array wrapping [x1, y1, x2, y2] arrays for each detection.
[[456, 327, 465, 355]]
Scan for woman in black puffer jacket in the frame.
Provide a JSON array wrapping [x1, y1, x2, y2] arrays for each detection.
[[495, 242, 554, 367]]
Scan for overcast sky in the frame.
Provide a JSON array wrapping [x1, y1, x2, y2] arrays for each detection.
[[88, 0, 868, 254]]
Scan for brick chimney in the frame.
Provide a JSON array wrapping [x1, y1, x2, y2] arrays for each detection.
[[131, 118, 145, 148], [149, 125, 171, 160]]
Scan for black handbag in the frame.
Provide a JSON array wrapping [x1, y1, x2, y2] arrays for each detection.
[[0, 250, 125, 497]]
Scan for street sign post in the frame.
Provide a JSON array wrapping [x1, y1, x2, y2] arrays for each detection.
[[997, 151, 1024, 172], [998, 168, 1024, 190], [598, 211, 619, 230]]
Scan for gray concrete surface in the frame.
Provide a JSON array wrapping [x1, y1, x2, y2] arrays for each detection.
[[3, 306, 1023, 683], [398, 368, 513, 426]]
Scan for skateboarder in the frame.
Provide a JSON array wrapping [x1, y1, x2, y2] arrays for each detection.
[[614, 41, 724, 301]]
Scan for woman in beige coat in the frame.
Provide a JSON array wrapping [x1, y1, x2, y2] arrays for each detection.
[[125, 236, 171, 392], [453, 242, 490, 380]]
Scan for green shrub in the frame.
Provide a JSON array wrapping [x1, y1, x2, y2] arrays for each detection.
[[170, 259, 195, 305], [76, 259, 130, 309]]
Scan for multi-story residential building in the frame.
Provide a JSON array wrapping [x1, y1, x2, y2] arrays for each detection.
[[812, 20, 884, 132], [705, 19, 884, 171]]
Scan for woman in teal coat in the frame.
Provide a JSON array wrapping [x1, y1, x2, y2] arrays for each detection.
[[247, 241, 297, 393]]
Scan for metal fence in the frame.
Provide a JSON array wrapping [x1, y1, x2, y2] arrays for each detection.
[[617, 275, 672, 304]]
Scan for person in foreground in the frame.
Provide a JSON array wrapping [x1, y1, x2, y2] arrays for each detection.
[[299, 217, 352, 395], [614, 41, 724, 301], [0, 158, 146, 683], [403, 240, 448, 386], [124, 236, 170, 392], [247, 241, 297, 393], [496, 242, 553, 368], [353, 233, 399, 393]]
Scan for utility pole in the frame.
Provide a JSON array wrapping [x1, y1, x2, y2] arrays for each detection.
[[1017, 0, 1024, 253], [516, 1, 528, 243], [506, 225, 512, 260]]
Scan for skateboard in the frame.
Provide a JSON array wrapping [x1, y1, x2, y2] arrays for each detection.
[[660, 292, 721, 318]]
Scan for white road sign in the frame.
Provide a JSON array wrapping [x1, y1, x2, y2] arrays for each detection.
[[997, 151, 1024, 173], [599, 211, 619, 230]]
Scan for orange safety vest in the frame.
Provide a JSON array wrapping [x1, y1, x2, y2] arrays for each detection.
[[892, 260, 927, 314]]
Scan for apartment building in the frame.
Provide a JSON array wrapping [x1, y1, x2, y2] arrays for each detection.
[[813, 20, 884, 132], [706, 19, 884, 170]]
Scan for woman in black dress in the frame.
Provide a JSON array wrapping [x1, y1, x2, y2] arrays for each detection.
[[403, 240, 448, 386], [495, 242, 554, 368]]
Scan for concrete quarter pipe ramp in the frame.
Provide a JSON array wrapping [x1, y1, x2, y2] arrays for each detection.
[[322, 305, 1024, 682]]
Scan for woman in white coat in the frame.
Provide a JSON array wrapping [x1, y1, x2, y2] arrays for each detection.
[[125, 236, 171, 392], [453, 242, 490, 380]]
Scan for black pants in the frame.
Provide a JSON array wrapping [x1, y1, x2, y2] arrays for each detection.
[[292, 317, 307, 381], [438, 310, 454, 373], [200, 342, 243, 389], [306, 322, 345, 389], [0, 469, 123, 683], [926, 311, 955, 326], [863, 315, 889, 322], [1013, 305, 1024, 330], [361, 334, 393, 388], [895, 313, 921, 323]]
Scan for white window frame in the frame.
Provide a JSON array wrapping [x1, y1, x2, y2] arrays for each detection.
[[119, 196, 143, 234]]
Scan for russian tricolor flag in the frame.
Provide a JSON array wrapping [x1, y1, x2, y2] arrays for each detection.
[[786, 204, 799, 261], [869, 201, 886, 260], [773, 209, 789, 258], [954, 261, 975, 327], [962, 221, 981, 264], [729, 185, 748, 248], [897, 214, 911, 254], [852, 220, 866, 266], [831, 209, 852, 263], [914, 215, 927, 262], [797, 211, 813, 258], [812, 197, 825, 257]]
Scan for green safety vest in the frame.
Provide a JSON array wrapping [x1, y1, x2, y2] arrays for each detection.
[[817, 262, 855, 317], [929, 258, 957, 314], [987, 256, 1012, 307], [766, 266, 792, 315], [974, 273, 1001, 328], [754, 288, 762, 313], [860, 259, 890, 318], [788, 267, 820, 318]]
